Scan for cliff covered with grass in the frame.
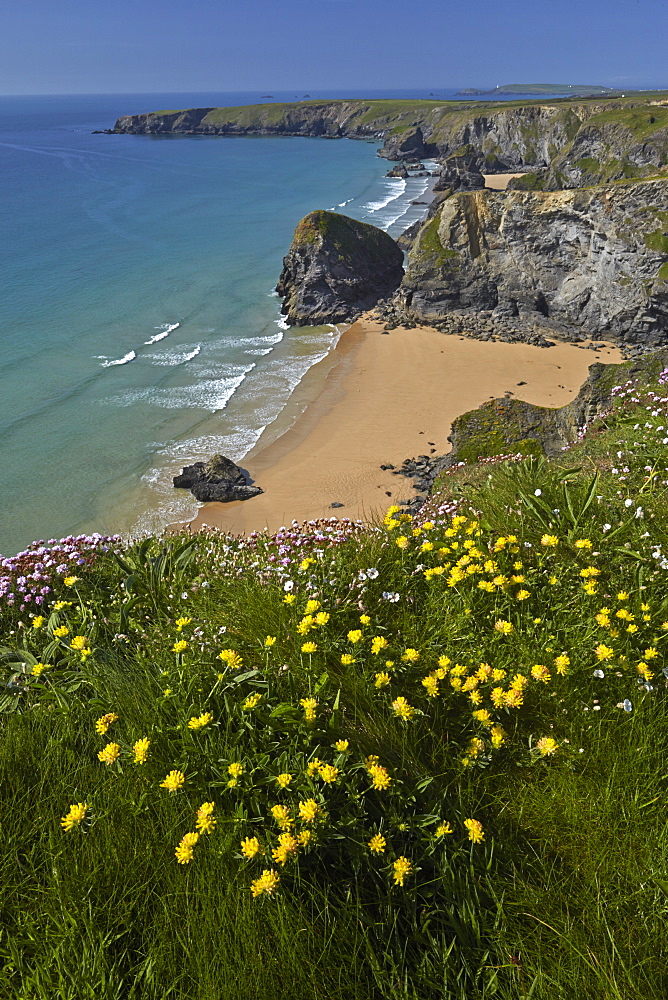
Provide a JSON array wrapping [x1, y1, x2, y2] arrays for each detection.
[[113, 94, 668, 187], [2, 355, 668, 998]]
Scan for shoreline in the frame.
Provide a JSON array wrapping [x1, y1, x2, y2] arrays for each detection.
[[182, 318, 622, 537]]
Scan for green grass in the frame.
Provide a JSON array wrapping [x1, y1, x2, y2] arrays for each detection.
[[3, 357, 668, 996]]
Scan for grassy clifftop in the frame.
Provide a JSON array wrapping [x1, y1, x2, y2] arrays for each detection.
[[2, 351, 668, 998]]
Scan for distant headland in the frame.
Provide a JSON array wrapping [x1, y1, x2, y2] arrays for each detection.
[[456, 83, 620, 97]]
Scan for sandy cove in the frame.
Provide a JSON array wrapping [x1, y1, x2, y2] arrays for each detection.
[[186, 319, 622, 536]]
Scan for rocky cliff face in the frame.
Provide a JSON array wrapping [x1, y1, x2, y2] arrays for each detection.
[[393, 179, 668, 346], [276, 211, 404, 326], [112, 98, 668, 184]]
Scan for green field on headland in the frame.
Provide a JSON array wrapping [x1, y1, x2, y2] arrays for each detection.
[[2, 351, 668, 998]]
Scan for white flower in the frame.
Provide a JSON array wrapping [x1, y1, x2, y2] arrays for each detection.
[[534, 489, 542, 496], [602, 523, 611, 532], [624, 499, 634, 508], [283, 580, 294, 592], [382, 591, 400, 603], [366, 567, 379, 579], [593, 669, 605, 679], [635, 507, 644, 519]]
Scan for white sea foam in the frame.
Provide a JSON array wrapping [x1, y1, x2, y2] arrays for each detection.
[[364, 179, 406, 212], [338, 198, 354, 208], [101, 350, 136, 367], [275, 316, 290, 331], [104, 365, 255, 412], [145, 322, 180, 345]]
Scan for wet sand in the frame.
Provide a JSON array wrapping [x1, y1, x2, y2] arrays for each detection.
[[186, 318, 622, 536]]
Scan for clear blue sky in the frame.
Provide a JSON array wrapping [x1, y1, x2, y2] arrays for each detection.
[[2, 0, 666, 95]]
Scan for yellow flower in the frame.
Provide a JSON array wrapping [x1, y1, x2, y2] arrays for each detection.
[[300, 697, 318, 722], [595, 644, 614, 661], [276, 772, 293, 788], [469, 736, 485, 758], [438, 655, 451, 669], [421, 675, 439, 697], [347, 629, 363, 643], [637, 662, 654, 681], [494, 620, 513, 635], [368, 763, 391, 790], [395, 536, 410, 550], [464, 818, 484, 843], [391, 696, 415, 721], [283, 593, 296, 605], [644, 647, 658, 659], [371, 636, 389, 654], [175, 616, 192, 631], [540, 535, 559, 547], [401, 648, 420, 663], [63, 576, 79, 587], [574, 538, 593, 549], [70, 635, 91, 653], [172, 640, 187, 654], [531, 664, 551, 683], [473, 708, 492, 726], [94, 712, 118, 735], [548, 575, 558, 585], [196, 802, 217, 834], [272, 833, 299, 865], [53, 626, 69, 638], [374, 671, 391, 688], [491, 725, 505, 748], [218, 648, 243, 669], [264, 635, 277, 647], [132, 737, 150, 764], [175, 831, 199, 864], [515, 590, 530, 601], [340, 654, 355, 666], [304, 599, 321, 613], [392, 856, 413, 887], [314, 612, 330, 626], [299, 799, 319, 822], [228, 762, 243, 778], [298, 829, 313, 847], [61, 802, 88, 832], [318, 764, 339, 784], [554, 654, 570, 675], [301, 641, 318, 654], [306, 758, 323, 776], [368, 834, 386, 854], [250, 869, 280, 898], [241, 836, 261, 859], [296, 616, 314, 635], [536, 737, 559, 756], [242, 692, 262, 710], [31, 662, 47, 677], [433, 821, 452, 838], [187, 711, 213, 730], [478, 580, 495, 592], [52, 601, 71, 611], [617, 591, 629, 601], [299, 558, 315, 570], [504, 689, 523, 709], [359, 614, 371, 625], [270, 804, 292, 829], [97, 743, 120, 766], [334, 739, 349, 752], [160, 769, 185, 792], [31, 616, 45, 629]]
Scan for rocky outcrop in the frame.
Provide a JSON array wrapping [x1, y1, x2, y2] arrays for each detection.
[[173, 455, 262, 503], [433, 150, 486, 192], [276, 211, 404, 326], [392, 179, 668, 346], [442, 346, 668, 464]]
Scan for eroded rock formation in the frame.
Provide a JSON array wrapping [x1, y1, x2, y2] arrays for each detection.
[[276, 211, 404, 326]]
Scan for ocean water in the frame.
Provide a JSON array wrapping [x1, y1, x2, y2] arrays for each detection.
[[0, 88, 509, 555]]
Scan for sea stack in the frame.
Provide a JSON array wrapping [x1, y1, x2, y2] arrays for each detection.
[[276, 210, 404, 326]]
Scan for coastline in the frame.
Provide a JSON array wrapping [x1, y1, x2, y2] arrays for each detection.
[[183, 318, 622, 536]]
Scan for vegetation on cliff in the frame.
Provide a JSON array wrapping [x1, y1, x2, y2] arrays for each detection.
[[2, 355, 668, 998]]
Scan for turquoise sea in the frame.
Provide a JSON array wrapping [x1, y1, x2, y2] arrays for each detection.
[[0, 88, 520, 555]]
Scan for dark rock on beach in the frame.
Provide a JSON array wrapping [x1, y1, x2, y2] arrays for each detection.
[[173, 454, 263, 503], [276, 210, 404, 326]]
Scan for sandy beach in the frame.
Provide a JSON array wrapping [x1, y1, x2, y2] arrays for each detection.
[[186, 319, 622, 536]]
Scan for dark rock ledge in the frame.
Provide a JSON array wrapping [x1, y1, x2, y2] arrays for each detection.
[[173, 454, 262, 503]]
